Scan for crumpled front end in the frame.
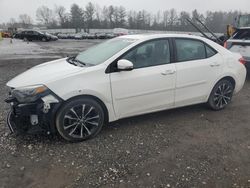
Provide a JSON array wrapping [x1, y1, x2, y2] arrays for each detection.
[[5, 87, 62, 134]]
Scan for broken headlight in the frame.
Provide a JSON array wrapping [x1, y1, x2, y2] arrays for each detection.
[[12, 85, 49, 103]]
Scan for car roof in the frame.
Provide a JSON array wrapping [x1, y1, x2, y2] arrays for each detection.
[[118, 33, 230, 55], [118, 33, 205, 40]]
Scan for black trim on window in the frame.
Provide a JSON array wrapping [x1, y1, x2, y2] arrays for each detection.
[[105, 38, 174, 74], [169, 38, 176, 63], [171, 38, 178, 63], [205, 44, 218, 58]]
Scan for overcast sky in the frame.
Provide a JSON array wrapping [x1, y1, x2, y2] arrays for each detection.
[[0, 0, 249, 23]]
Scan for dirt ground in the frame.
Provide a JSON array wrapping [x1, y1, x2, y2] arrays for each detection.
[[0, 39, 250, 188]]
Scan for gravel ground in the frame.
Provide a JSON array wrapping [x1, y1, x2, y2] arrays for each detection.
[[0, 39, 250, 188]]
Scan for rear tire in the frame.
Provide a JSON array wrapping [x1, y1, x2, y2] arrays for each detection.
[[56, 97, 105, 142], [207, 79, 234, 111], [42, 37, 47, 42]]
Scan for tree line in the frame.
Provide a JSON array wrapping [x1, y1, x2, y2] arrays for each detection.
[[1, 2, 244, 33]]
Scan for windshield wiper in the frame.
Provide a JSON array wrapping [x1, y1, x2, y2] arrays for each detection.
[[73, 57, 86, 66], [66, 57, 77, 66], [67, 56, 86, 67]]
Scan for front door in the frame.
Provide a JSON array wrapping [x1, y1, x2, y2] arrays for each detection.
[[110, 39, 176, 119]]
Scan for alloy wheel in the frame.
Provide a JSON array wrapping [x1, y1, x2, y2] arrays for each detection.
[[213, 82, 233, 109], [63, 104, 100, 139]]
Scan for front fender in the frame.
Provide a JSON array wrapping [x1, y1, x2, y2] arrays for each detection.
[[60, 89, 116, 122], [46, 67, 117, 122]]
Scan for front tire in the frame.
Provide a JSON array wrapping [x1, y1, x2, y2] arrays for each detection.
[[207, 79, 234, 111], [56, 97, 105, 142]]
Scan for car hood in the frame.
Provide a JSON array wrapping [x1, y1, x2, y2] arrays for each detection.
[[7, 58, 84, 88]]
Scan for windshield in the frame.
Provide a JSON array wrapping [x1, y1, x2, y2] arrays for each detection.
[[44, 32, 51, 35], [36, 31, 44, 35], [238, 15, 250, 28], [75, 38, 136, 65]]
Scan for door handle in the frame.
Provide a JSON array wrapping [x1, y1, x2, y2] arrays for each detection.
[[210, 62, 220, 67], [161, 69, 176, 75]]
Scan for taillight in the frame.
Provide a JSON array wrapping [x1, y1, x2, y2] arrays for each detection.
[[224, 42, 227, 48], [239, 57, 246, 65]]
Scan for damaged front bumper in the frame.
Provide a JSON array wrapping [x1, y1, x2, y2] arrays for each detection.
[[5, 93, 62, 135]]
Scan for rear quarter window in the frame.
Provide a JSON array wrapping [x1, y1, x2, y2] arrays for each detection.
[[206, 45, 217, 58]]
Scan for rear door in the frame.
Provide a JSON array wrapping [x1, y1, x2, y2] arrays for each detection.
[[174, 38, 223, 106]]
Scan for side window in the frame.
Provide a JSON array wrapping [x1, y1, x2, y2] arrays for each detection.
[[27, 31, 34, 35], [33, 31, 39, 35], [205, 45, 217, 58], [175, 39, 206, 62], [122, 39, 171, 69]]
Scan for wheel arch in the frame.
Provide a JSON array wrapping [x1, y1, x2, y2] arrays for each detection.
[[62, 94, 109, 123], [206, 75, 236, 101], [222, 76, 236, 88]]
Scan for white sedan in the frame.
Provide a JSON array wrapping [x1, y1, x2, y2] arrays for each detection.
[[5, 34, 247, 142]]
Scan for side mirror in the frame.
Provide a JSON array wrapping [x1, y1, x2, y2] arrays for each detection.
[[117, 59, 133, 71]]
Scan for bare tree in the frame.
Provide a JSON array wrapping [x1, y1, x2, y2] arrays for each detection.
[[169, 9, 178, 30], [118, 6, 126, 27], [36, 6, 54, 26], [127, 10, 137, 29], [94, 4, 101, 27], [85, 2, 95, 29], [108, 5, 114, 28], [19, 14, 32, 28], [55, 5, 67, 26], [7, 18, 18, 28], [3, 2, 241, 33], [70, 4, 84, 32], [163, 10, 170, 28], [101, 6, 109, 28], [179, 11, 190, 28], [113, 7, 120, 27]]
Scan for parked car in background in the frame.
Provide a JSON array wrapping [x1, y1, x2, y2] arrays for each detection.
[[224, 28, 250, 70], [1, 32, 11, 38], [96, 32, 107, 39], [95, 32, 116, 39], [74, 32, 88, 40], [113, 28, 129, 36], [86, 33, 96, 39], [43, 32, 58, 41], [106, 32, 116, 39], [14, 30, 58, 42], [67, 33, 77, 39], [5, 34, 246, 142], [57, 33, 69, 39], [56, 32, 116, 40]]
